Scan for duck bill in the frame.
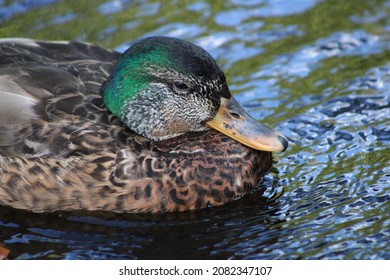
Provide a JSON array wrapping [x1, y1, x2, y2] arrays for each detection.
[[206, 97, 288, 152]]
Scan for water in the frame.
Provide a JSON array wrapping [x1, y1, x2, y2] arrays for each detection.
[[0, 0, 389, 259]]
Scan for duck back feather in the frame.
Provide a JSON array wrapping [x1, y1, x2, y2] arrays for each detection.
[[0, 38, 120, 157]]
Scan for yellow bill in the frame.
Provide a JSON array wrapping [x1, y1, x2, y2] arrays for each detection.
[[206, 97, 288, 152]]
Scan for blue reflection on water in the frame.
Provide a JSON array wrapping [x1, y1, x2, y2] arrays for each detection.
[[0, 0, 58, 20]]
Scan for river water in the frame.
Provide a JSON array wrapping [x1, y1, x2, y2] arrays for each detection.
[[0, 0, 389, 259]]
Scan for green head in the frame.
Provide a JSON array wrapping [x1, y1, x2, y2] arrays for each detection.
[[101, 36, 230, 140]]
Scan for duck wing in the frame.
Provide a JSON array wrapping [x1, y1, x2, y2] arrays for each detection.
[[0, 38, 121, 156]]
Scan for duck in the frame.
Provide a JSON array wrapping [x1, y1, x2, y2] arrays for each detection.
[[0, 36, 288, 213]]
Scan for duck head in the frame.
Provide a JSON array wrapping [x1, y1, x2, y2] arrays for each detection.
[[101, 36, 288, 152]]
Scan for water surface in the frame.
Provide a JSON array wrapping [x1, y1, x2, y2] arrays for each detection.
[[0, 0, 389, 259]]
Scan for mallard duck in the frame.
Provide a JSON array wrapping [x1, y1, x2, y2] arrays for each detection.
[[0, 36, 287, 213]]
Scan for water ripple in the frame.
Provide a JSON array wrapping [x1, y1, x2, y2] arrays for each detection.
[[1, 0, 389, 260]]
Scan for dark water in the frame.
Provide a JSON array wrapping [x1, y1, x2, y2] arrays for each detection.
[[0, 0, 389, 259]]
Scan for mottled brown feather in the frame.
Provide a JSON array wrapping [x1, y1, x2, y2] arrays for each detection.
[[0, 39, 272, 213]]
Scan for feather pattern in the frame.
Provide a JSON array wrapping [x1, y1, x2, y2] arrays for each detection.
[[0, 38, 273, 213]]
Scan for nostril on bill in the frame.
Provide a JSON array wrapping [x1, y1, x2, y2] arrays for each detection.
[[229, 111, 242, 119]]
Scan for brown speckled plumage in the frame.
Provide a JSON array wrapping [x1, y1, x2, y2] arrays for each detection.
[[0, 38, 273, 213]]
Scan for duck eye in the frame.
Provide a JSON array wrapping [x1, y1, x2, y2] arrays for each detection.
[[173, 81, 190, 92]]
